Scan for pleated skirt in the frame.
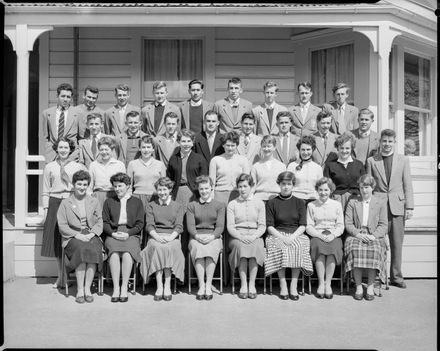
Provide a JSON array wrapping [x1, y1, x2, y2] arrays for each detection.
[[105, 235, 141, 263], [140, 238, 185, 284], [310, 236, 343, 264], [64, 236, 104, 272], [188, 237, 223, 265], [344, 236, 387, 283], [264, 232, 314, 277], [41, 196, 63, 258], [228, 237, 265, 272]]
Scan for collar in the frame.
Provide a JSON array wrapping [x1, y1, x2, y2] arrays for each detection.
[[127, 130, 140, 139], [165, 133, 177, 141], [180, 150, 191, 158], [317, 197, 330, 205], [362, 197, 371, 204], [228, 97, 240, 106], [158, 197, 171, 206], [118, 104, 127, 111], [155, 101, 167, 108], [118, 193, 131, 201], [319, 132, 329, 139], [300, 101, 310, 109], [91, 132, 102, 140], [199, 196, 213, 204], [98, 157, 118, 165], [381, 151, 394, 157], [358, 129, 371, 138], [337, 102, 346, 111], [190, 99, 202, 107], [57, 105, 68, 112], [242, 133, 253, 139], [265, 102, 276, 110], [238, 194, 253, 201], [337, 156, 354, 165], [206, 130, 216, 138], [139, 156, 153, 167]]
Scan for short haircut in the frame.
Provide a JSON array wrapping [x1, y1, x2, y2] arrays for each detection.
[[334, 131, 356, 149], [332, 82, 350, 94], [296, 135, 317, 151], [221, 131, 240, 146], [195, 174, 213, 188], [263, 81, 279, 92], [357, 174, 376, 189], [153, 81, 167, 91], [380, 129, 396, 139], [98, 135, 116, 150], [188, 79, 204, 89], [164, 111, 179, 123], [138, 135, 156, 148], [52, 136, 76, 153], [86, 112, 103, 123], [241, 113, 255, 123], [315, 177, 336, 193], [228, 77, 242, 86], [56, 83, 73, 96], [177, 128, 195, 142], [276, 110, 293, 122], [84, 85, 99, 95], [114, 84, 130, 94], [358, 108, 374, 120], [317, 109, 333, 122], [261, 135, 277, 147], [236, 173, 254, 187], [204, 110, 220, 121], [72, 170, 91, 185], [297, 81, 312, 91], [154, 176, 174, 190], [276, 171, 296, 186], [125, 111, 140, 120], [110, 172, 131, 186]]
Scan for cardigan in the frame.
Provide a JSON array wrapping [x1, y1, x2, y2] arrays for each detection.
[[306, 198, 344, 238], [227, 197, 266, 237], [185, 199, 225, 239], [145, 199, 184, 234], [102, 196, 145, 237], [287, 160, 323, 200]]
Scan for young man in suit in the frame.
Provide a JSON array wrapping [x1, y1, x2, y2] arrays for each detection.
[[141, 81, 182, 137], [115, 111, 146, 168], [311, 109, 338, 167], [252, 81, 287, 136], [330, 82, 359, 134], [154, 111, 180, 168], [193, 110, 224, 166], [273, 111, 299, 166], [74, 86, 105, 140], [366, 129, 414, 289], [214, 77, 253, 134], [104, 84, 140, 136], [288, 82, 321, 137], [41, 83, 79, 163], [237, 113, 262, 166], [350, 108, 379, 165], [179, 79, 214, 134], [78, 112, 110, 168]]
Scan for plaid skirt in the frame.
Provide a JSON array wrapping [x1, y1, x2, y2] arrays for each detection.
[[344, 236, 387, 283], [264, 232, 314, 277]]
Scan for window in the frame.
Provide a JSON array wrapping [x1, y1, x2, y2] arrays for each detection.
[[311, 44, 354, 105], [143, 39, 203, 103], [403, 52, 431, 156]]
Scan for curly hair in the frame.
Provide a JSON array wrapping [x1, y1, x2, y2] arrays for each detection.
[[52, 137, 76, 154]]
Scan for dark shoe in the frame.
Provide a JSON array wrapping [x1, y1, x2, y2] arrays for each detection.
[[316, 293, 325, 299], [196, 294, 204, 301], [289, 294, 299, 301], [324, 293, 333, 299], [85, 295, 94, 303], [75, 296, 85, 304], [153, 294, 163, 301], [238, 292, 248, 299], [205, 294, 213, 301], [390, 281, 407, 289], [119, 296, 128, 303], [279, 294, 289, 300], [354, 293, 363, 301], [248, 292, 257, 299], [111, 296, 119, 303], [163, 295, 172, 301], [365, 293, 375, 301]]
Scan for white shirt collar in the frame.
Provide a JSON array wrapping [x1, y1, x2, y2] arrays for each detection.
[[358, 129, 371, 138], [228, 97, 240, 106], [199, 196, 213, 204], [337, 156, 354, 165], [238, 194, 253, 201], [155, 100, 167, 107], [265, 102, 276, 109], [300, 101, 310, 109], [337, 102, 346, 111], [158, 197, 171, 206], [190, 99, 202, 107], [91, 132, 102, 140]]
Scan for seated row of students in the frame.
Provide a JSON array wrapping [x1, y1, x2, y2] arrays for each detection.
[[56, 167, 387, 304], [41, 78, 361, 163]]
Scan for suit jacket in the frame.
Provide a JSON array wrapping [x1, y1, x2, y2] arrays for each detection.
[[115, 130, 147, 166], [78, 133, 112, 168], [288, 103, 321, 137], [350, 128, 380, 164], [73, 104, 105, 140], [102, 196, 145, 237], [104, 104, 141, 137], [57, 195, 103, 248], [141, 101, 182, 136], [179, 99, 214, 133], [41, 106, 80, 163], [237, 133, 262, 166], [312, 132, 338, 167], [167, 149, 209, 200], [252, 103, 287, 136], [344, 195, 388, 238], [274, 133, 299, 166], [193, 131, 224, 165], [330, 102, 359, 134], [154, 134, 179, 168], [214, 98, 253, 133], [366, 153, 414, 216]]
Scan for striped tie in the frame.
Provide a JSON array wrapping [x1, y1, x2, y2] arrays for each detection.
[[58, 108, 65, 138]]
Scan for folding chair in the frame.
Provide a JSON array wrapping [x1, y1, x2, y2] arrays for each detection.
[[187, 250, 223, 295]]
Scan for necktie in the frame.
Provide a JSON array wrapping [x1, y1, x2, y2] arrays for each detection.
[[91, 136, 97, 159], [58, 108, 65, 138], [323, 134, 328, 150], [244, 136, 250, 146], [282, 135, 288, 161], [337, 106, 345, 133], [301, 106, 307, 123], [207, 135, 214, 153]]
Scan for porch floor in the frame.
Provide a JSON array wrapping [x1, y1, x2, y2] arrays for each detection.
[[2, 277, 437, 349]]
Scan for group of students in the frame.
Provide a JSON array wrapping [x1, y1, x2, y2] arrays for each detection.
[[41, 77, 414, 304]]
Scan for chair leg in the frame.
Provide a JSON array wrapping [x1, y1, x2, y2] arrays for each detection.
[[132, 263, 137, 295], [187, 252, 192, 295], [173, 276, 177, 295], [219, 252, 223, 295], [231, 268, 235, 294], [263, 274, 266, 295], [340, 264, 343, 295]]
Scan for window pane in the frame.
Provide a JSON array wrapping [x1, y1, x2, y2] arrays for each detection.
[[420, 57, 430, 109], [404, 109, 420, 156], [404, 52, 431, 109], [389, 47, 393, 102]]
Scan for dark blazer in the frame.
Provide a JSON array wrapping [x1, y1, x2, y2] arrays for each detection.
[[193, 131, 224, 165], [102, 196, 145, 237], [167, 149, 209, 200]]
